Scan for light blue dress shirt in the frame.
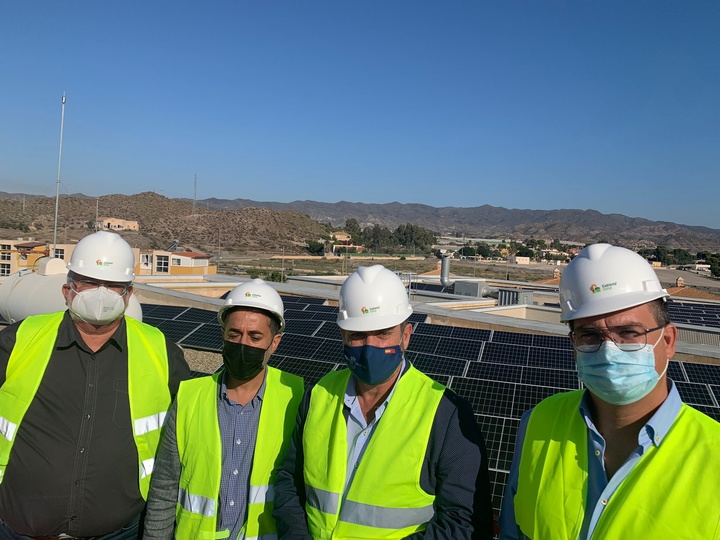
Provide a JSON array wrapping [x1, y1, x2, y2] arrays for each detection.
[[342, 360, 405, 495], [499, 381, 682, 540]]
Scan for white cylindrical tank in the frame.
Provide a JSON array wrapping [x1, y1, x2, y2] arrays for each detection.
[[0, 257, 142, 324]]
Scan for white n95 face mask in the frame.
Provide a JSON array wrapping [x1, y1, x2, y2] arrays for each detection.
[[70, 287, 127, 325]]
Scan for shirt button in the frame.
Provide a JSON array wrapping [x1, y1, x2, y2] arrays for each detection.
[[229, 500, 235, 507], [601, 499, 608, 506], [75, 480, 80, 486], [236, 439, 241, 445], [79, 447, 85, 453], [233, 469, 238, 475], [85, 414, 91, 420], [595, 450, 600, 457], [89, 383, 94, 388], [71, 515, 77, 521]]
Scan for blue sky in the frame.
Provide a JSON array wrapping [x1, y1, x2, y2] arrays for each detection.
[[1, 1, 718, 228]]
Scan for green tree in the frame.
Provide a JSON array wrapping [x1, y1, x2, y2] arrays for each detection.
[[475, 242, 491, 258], [344, 218, 362, 242], [458, 246, 476, 257], [306, 240, 325, 256]]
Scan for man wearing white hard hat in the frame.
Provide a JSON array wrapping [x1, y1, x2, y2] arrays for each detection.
[[144, 279, 304, 540], [273, 265, 494, 539], [0, 231, 190, 539], [499, 244, 720, 539]]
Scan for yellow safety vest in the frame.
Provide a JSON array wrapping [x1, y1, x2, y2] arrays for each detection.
[[303, 365, 444, 540], [0, 312, 171, 498], [515, 390, 720, 539], [174, 366, 303, 540]]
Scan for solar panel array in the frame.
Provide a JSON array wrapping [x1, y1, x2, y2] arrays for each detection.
[[668, 299, 720, 328], [141, 297, 720, 517]]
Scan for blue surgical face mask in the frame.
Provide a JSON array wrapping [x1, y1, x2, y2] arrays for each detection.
[[343, 344, 404, 386], [576, 331, 667, 406]]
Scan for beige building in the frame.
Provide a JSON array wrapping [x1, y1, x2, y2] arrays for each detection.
[[97, 217, 139, 231], [1, 240, 216, 278], [137, 250, 216, 276]]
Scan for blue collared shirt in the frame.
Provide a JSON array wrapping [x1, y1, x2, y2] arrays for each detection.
[[342, 360, 405, 495], [499, 381, 683, 540], [217, 370, 266, 539]]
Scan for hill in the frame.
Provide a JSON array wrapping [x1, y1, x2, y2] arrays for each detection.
[[1, 191, 719, 253], [0, 192, 331, 255]]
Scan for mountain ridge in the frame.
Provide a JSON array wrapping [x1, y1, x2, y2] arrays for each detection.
[[1, 191, 718, 253]]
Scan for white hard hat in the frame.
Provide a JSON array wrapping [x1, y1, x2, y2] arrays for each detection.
[[217, 279, 285, 331], [337, 265, 413, 332], [559, 243, 669, 322], [67, 231, 135, 283]]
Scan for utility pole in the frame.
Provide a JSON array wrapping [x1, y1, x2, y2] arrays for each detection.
[[52, 93, 66, 256]]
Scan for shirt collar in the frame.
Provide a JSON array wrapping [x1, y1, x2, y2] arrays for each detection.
[[578, 378, 682, 449], [220, 368, 267, 404], [56, 310, 126, 353]]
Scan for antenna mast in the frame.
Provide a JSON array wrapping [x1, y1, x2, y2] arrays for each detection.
[[192, 173, 197, 217], [52, 93, 66, 256]]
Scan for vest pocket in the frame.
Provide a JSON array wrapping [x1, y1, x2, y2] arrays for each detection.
[[113, 378, 131, 429]]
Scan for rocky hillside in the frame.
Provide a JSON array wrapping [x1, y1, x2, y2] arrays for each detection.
[[2, 191, 719, 253], [0, 192, 331, 255], [200, 198, 720, 252]]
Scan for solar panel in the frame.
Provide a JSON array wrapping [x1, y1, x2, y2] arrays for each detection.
[[475, 414, 504, 469], [284, 320, 324, 337], [683, 363, 720, 386], [142, 317, 165, 328], [521, 367, 580, 391], [481, 342, 529, 366], [450, 378, 515, 418], [311, 340, 345, 363], [274, 334, 324, 359], [427, 373, 451, 386], [511, 384, 564, 419], [532, 334, 572, 350], [407, 313, 428, 324], [667, 361, 687, 382], [526, 347, 576, 371], [496, 418, 520, 472], [407, 334, 440, 355], [692, 404, 720, 422], [157, 320, 203, 343], [451, 327, 492, 341], [271, 356, 338, 386], [409, 353, 467, 377], [712, 385, 720, 406], [284, 308, 311, 320], [310, 312, 339, 322], [675, 381, 717, 407], [144, 305, 189, 320], [466, 362, 522, 384], [179, 323, 223, 351], [488, 469, 509, 518], [414, 323, 454, 337], [176, 307, 219, 324], [435, 337, 483, 361], [313, 321, 342, 341], [492, 331, 533, 347]]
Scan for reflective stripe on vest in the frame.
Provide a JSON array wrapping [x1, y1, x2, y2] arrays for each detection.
[[174, 367, 303, 540], [178, 486, 216, 517], [516, 390, 720, 540], [135, 411, 167, 436], [303, 365, 444, 539], [0, 312, 171, 497]]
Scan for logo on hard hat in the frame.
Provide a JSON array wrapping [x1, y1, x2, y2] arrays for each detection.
[[95, 259, 113, 267], [360, 306, 380, 315], [244, 292, 261, 298], [589, 282, 617, 294]]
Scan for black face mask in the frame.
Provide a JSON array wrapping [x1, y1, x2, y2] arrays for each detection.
[[222, 341, 268, 381]]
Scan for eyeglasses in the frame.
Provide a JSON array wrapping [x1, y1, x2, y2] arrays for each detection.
[[70, 278, 132, 296], [570, 325, 665, 353]]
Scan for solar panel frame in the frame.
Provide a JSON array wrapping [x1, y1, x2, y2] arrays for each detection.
[[481, 342, 529, 366], [492, 331, 534, 347], [683, 362, 720, 386], [466, 361, 522, 384], [521, 367, 580, 391], [157, 319, 203, 343], [409, 354, 468, 377], [526, 347, 576, 371], [178, 323, 223, 351], [674, 381, 717, 407], [434, 337, 482, 361]]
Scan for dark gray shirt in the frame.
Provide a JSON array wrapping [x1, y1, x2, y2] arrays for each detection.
[[0, 311, 190, 537]]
